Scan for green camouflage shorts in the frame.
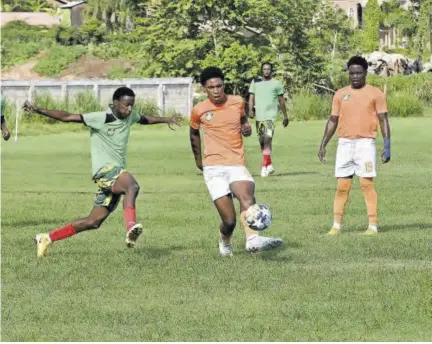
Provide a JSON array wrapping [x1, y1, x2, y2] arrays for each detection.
[[256, 120, 275, 139], [92, 164, 126, 212]]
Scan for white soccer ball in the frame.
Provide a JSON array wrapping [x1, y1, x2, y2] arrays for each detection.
[[245, 204, 272, 231]]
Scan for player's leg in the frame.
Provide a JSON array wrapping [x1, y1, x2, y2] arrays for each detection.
[[330, 138, 355, 235], [229, 167, 283, 252], [34, 205, 112, 258], [203, 166, 235, 256], [359, 177, 378, 235], [260, 121, 275, 177], [329, 177, 353, 235], [354, 138, 378, 235], [111, 171, 143, 247], [214, 195, 236, 257], [256, 121, 267, 176]]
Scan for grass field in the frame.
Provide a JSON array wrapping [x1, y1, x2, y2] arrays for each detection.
[[1, 117, 432, 341]]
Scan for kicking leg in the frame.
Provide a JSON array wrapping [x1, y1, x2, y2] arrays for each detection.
[[230, 180, 282, 252], [34, 206, 111, 258]]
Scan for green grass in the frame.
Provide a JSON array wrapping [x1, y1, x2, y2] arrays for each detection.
[[1, 118, 432, 341]]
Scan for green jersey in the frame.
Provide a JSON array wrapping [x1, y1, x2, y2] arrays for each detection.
[[82, 108, 141, 177], [249, 78, 284, 121]]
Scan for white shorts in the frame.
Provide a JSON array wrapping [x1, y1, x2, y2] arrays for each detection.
[[203, 165, 255, 201], [335, 138, 377, 178]]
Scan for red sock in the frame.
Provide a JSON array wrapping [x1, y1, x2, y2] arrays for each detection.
[[49, 223, 77, 242], [263, 148, 272, 167], [124, 206, 136, 231]]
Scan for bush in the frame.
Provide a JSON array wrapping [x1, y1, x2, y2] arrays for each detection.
[[193, 94, 208, 105], [1, 21, 56, 68], [69, 92, 104, 114], [290, 89, 332, 120], [32, 45, 87, 77], [1, 42, 42, 69], [56, 19, 106, 46], [368, 73, 432, 105], [133, 101, 162, 116], [387, 91, 424, 117]]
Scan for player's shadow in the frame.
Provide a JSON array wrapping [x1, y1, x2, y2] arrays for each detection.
[[377, 223, 432, 233], [132, 245, 186, 258], [247, 240, 301, 262], [251, 171, 318, 177], [3, 218, 71, 227]]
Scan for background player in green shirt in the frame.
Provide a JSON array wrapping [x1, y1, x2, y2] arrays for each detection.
[[248, 62, 289, 177], [1, 96, 11, 141], [23, 87, 181, 258]]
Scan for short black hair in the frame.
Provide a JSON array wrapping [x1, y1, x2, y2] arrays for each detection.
[[200, 67, 224, 86], [261, 61, 273, 71], [113, 87, 135, 101], [347, 56, 368, 71]]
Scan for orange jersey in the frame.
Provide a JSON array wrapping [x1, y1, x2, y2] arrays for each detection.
[[332, 84, 388, 139], [190, 95, 246, 167]]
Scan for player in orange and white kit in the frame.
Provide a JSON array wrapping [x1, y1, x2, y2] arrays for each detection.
[[318, 56, 391, 236], [189, 67, 283, 256]]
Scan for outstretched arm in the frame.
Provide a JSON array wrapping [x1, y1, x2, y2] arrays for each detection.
[[189, 127, 203, 171], [378, 112, 391, 163], [318, 115, 339, 163], [23, 101, 82, 123], [138, 114, 182, 130]]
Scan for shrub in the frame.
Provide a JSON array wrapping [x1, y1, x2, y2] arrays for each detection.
[[32, 45, 86, 77], [387, 91, 424, 117], [1, 21, 56, 68], [368, 73, 432, 105], [290, 89, 332, 121]]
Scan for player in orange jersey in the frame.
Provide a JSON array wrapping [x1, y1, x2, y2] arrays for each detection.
[[190, 67, 283, 256], [318, 56, 391, 236]]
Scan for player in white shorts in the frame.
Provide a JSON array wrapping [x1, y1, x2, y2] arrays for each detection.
[[318, 56, 391, 236], [190, 67, 283, 256]]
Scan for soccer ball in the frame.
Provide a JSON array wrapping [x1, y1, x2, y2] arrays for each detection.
[[245, 204, 272, 231]]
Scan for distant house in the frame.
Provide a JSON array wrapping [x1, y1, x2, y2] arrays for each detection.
[[59, 1, 87, 27]]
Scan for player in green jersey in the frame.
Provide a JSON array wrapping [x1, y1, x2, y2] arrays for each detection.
[[23, 87, 182, 258], [248, 62, 289, 177]]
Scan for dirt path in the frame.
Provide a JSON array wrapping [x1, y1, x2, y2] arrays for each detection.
[[1, 55, 134, 80]]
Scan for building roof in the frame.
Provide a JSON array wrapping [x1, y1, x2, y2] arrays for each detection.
[[59, 0, 87, 8]]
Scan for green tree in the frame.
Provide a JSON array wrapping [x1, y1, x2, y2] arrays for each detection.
[[362, 0, 382, 52], [415, 0, 432, 55]]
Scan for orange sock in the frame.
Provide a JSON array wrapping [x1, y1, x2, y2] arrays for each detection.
[[333, 178, 352, 225], [359, 177, 378, 225]]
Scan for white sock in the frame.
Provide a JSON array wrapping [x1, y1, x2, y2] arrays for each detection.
[[368, 224, 378, 232], [333, 222, 341, 230], [247, 234, 259, 241]]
